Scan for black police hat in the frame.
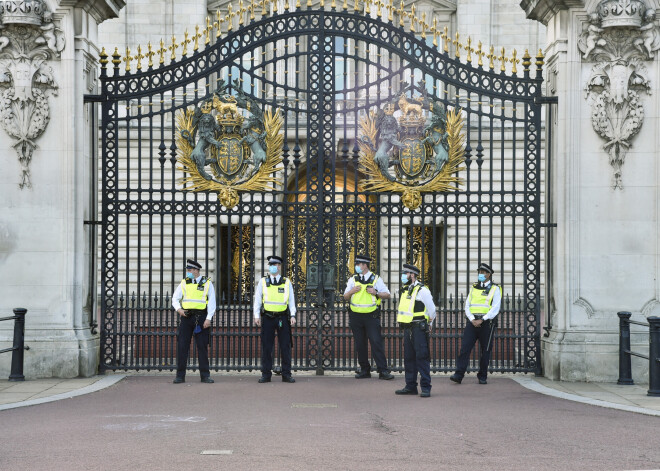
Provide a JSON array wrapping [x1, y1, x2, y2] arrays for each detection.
[[355, 254, 372, 264], [186, 259, 202, 270], [267, 255, 283, 265], [402, 263, 420, 276], [478, 262, 494, 274]]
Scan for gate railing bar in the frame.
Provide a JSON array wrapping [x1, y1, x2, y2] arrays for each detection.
[[0, 308, 29, 381], [617, 311, 660, 396]]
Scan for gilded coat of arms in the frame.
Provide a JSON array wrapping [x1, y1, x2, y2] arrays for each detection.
[[358, 83, 465, 209], [176, 81, 283, 208]]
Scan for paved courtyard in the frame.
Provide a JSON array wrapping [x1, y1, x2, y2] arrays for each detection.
[[0, 375, 658, 470]]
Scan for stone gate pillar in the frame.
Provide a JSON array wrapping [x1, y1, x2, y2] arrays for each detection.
[[523, 0, 660, 380], [0, 0, 123, 378]]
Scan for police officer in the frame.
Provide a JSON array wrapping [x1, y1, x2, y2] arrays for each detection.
[[395, 263, 436, 397], [253, 255, 297, 383], [450, 263, 502, 385], [172, 259, 215, 384], [343, 254, 394, 380]]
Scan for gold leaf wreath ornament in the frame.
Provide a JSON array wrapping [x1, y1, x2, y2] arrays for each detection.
[[358, 107, 466, 209], [176, 107, 284, 208]]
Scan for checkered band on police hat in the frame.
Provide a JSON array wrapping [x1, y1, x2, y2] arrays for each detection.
[[355, 254, 372, 264], [186, 259, 202, 270], [267, 255, 283, 265], [477, 262, 494, 274], [402, 263, 420, 276]]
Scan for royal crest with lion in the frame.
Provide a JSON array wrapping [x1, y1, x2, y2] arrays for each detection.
[[176, 80, 283, 208], [358, 83, 465, 209]]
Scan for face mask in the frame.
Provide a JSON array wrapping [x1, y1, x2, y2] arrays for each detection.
[[478, 274, 487, 283], [186, 272, 194, 279], [269, 265, 278, 274], [355, 265, 362, 274], [401, 274, 409, 284]]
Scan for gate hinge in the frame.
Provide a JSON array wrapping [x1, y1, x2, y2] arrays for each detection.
[[84, 94, 103, 103], [84, 220, 102, 225]]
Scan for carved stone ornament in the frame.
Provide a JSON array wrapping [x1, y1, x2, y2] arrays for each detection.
[[0, 0, 65, 189], [578, 0, 660, 189]]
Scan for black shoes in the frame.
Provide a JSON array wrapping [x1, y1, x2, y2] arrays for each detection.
[[378, 371, 395, 380], [355, 370, 372, 379], [282, 376, 296, 383], [201, 377, 214, 383], [173, 377, 185, 384], [420, 389, 431, 398], [449, 374, 462, 384], [395, 387, 418, 395], [258, 376, 271, 383], [478, 378, 487, 384]]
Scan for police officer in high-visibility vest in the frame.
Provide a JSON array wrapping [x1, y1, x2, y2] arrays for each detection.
[[172, 259, 216, 384], [450, 263, 502, 385], [343, 254, 394, 380], [395, 263, 436, 397], [253, 255, 297, 383]]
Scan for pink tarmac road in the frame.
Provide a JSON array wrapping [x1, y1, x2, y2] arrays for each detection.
[[0, 375, 658, 471]]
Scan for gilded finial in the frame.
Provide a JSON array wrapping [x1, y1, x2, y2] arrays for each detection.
[[343, 0, 348, 10], [536, 48, 545, 68], [205, 18, 211, 45], [111, 47, 121, 69], [227, 4, 234, 31], [387, 0, 394, 21], [399, 1, 405, 27], [522, 49, 531, 72], [284, 0, 290, 11], [421, 13, 427, 39], [158, 39, 166, 65], [466, 37, 473, 64], [182, 30, 191, 57], [169, 36, 177, 62], [250, 0, 256, 20], [238, 0, 246, 23], [331, 0, 337, 9], [377, 0, 382, 17], [409, 5, 416, 33], [354, 0, 360, 12], [365, 0, 371, 15], [476, 41, 484, 67], [146, 42, 155, 68], [511, 49, 519, 75], [320, 0, 325, 8], [193, 26, 200, 52], [135, 45, 144, 71], [453, 32, 461, 59], [487, 45, 495, 70], [498, 47, 507, 72], [432, 18, 438, 47], [442, 26, 449, 53], [99, 47, 108, 66], [123, 47, 132, 72]]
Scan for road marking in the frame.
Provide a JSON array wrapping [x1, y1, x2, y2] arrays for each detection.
[[291, 403, 338, 408], [201, 450, 233, 455]]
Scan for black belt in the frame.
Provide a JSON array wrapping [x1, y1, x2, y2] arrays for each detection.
[[263, 311, 288, 319], [473, 314, 484, 320]]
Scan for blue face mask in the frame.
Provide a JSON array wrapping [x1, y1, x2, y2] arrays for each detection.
[[186, 272, 194, 279], [478, 274, 487, 283], [401, 273, 409, 284], [355, 265, 362, 274], [269, 265, 278, 275]]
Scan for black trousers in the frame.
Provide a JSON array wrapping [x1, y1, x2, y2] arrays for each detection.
[[348, 310, 389, 373], [261, 315, 292, 378], [403, 321, 431, 392], [455, 320, 495, 380], [176, 313, 210, 379]]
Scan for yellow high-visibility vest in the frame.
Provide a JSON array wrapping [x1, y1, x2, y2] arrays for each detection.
[[350, 274, 382, 313], [180, 277, 211, 310], [397, 284, 429, 323], [468, 283, 502, 314], [262, 277, 290, 313]]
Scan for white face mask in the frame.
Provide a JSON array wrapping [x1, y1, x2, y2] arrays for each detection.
[[355, 265, 363, 274], [269, 265, 278, 275]]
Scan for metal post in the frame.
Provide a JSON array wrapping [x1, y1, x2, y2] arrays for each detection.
[[647, 316, 660, 396], [9, 308, 27, 381], [617, 311, 633, 385]]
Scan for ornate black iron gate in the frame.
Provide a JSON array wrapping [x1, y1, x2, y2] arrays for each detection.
[[96, 6, 546, 375]]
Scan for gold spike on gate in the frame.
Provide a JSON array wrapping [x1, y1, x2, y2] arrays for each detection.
[[135, 45, 144, 70], [123, 47, 132, 72], [169, 36, 178, 61]]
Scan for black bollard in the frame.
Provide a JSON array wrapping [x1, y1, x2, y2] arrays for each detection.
[[617, 311, 634, 385], [8, 308, 27, 381], [648, 316, 660, 397]]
